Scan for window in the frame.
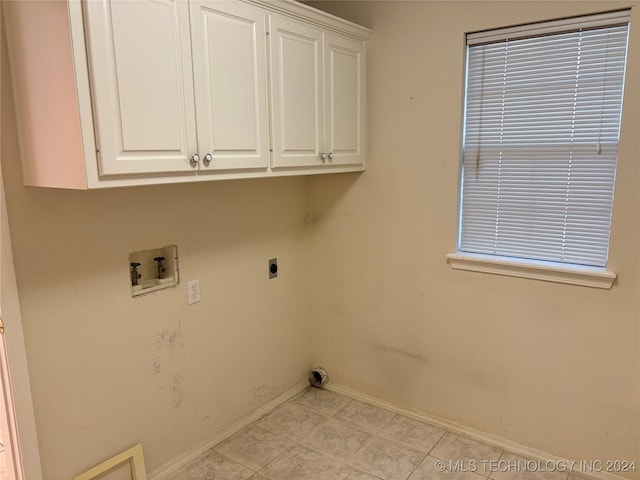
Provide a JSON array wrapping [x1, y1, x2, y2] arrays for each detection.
[[450, 10, 630, 288]]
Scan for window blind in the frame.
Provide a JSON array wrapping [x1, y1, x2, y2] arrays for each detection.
[[459, 11, 630, 268]]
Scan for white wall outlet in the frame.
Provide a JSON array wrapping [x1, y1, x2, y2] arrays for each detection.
[[187, 279, 200, 305]]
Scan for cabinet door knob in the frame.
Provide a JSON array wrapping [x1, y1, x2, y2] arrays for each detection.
[[328, 152, 334, 161], [203, 153, 212, 166], [320, 152, 327, 162], [190, 154, 200, 167]]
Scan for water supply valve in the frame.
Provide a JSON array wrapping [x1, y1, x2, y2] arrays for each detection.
[[130, 262, 142, 286], [153, 256, 166, 279]]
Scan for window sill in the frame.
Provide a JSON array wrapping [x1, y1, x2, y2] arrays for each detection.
[[446, 253, 616, 289]]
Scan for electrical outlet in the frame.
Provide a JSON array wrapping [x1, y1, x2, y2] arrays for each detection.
[[187, 279, 200, 304]]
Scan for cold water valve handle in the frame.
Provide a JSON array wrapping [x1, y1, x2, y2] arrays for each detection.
[[130, 262, 142, 286], [153, 256, 167, 279]]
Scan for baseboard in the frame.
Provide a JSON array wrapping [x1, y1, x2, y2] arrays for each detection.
[[148, 380, 309, 480], [326, 383, 628, 480]]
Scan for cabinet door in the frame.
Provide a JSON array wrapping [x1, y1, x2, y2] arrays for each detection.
[[84, 0, 197, 176], [269, 15, 324, 168], [190, 1, 270, 171], [324, 33, 366, 166]]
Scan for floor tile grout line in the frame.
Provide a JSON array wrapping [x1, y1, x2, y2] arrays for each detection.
[[256, 406, 330, 443], [332, 398, 355, 419], [306, 440, 387, 480], [210, 448, 265, 477], [345, 429, 433, 480], [378, 410, 399, 431], [255, 442, 300, 478], [260, 440, 367, 480], [371, 430, 435, 457], [298, 423, 372, 463], [296, 414, 333, 444], [214, 423, 298, 474], [487, 450, 507, 479], [425, 430, 447, 456], [342, 434, 427, 480], [294, 435, 364, 467], [331, 402, 398, 436], [343, 431, 376, 463], [376, 418, 447, 457], [487, 450, 573, 480], [425, 430, 503, 479], [253, 465, 277, 480], [403, 451, 429, 480]]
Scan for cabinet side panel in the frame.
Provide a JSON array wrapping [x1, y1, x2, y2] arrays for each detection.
[[3, 1, 88, 189]]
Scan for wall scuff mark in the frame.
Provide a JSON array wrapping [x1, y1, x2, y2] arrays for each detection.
[[151, 327, 186, 409]]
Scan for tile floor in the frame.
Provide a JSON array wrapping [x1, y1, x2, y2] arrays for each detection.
[[167, 387, 593, 480]]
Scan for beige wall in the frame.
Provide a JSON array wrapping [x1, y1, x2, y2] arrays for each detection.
[[307, 0, 640, 474], [1, 44, 312, 477]]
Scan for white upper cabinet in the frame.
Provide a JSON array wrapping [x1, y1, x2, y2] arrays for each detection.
[[4, 0, 370, 189], [270, 17, 366, 170], [189, 1, 270, 172], [269, 15, 324, 169], [83, 0, 198, 175]]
